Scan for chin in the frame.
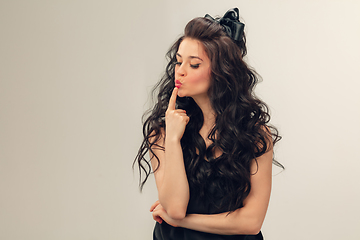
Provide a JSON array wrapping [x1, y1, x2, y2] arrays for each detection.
[[177, 90, 187, 98]]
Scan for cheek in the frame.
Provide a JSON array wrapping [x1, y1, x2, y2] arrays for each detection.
[[188, 71, 211, 85]]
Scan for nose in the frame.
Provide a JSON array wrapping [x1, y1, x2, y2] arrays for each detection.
[[175, 64, 186, 78]]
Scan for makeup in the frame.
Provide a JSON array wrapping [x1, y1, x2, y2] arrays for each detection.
[[175, 80, 182, 88]]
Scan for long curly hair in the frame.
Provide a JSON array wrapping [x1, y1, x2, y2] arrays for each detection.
[[134, 17, 283, 212]]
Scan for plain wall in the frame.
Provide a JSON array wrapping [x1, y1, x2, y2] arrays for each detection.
[[1, 0, 359, 239]]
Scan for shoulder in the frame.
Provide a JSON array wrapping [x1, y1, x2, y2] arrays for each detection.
[[149, 128, 165, 172], [149, 127, 165, 146], [256, 125, 274, 153]]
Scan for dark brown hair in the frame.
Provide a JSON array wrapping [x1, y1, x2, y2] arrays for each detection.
[[134, 17, 283, 212]]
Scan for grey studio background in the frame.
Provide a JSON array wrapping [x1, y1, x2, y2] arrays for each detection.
[[1, 0, 360, 239]]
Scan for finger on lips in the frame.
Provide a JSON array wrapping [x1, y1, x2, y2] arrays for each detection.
[[168, 87, 178, 111]]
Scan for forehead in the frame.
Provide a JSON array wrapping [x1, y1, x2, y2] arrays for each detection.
[[177, 38, 207, 59]]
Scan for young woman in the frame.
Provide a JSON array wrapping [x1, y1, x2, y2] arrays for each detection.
[[134, 8, 283, 240]]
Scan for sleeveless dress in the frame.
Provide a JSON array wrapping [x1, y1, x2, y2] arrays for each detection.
[[153, 157, 264, 240]]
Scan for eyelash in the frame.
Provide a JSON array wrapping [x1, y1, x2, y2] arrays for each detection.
[[175, 62, 200, 69]]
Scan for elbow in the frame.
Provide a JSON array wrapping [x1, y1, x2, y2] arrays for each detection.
[[166, 207, 187, 220], [246, 224, 262, 235], [235, 218, 263, 235], [159, 196, 188, 220]]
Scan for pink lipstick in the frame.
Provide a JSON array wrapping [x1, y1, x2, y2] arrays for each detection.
[[175, 80, 182, 88]]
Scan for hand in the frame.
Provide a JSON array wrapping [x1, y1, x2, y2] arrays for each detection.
[[165, 88, 189, 141], [150, 200, 181, 227], [150, 200, 163, 224]]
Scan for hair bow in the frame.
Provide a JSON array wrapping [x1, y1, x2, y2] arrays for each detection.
[[204, 8, 245, 42]]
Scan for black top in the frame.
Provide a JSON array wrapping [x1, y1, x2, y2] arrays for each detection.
[[153, 158, 264, 240]]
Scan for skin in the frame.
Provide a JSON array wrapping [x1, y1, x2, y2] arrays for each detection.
[[175, 37, 212, 100], [175, 38, 217, 147], [149, 38, 273, 235]]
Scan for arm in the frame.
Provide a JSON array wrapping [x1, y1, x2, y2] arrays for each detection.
[[150, 87, 190, 219], [151, 145, 273, 235]]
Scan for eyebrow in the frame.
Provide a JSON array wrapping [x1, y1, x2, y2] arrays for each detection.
[[176, 53, 203, 61]]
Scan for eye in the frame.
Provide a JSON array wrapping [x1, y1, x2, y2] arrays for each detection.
[[175, 61, 182, 66], [190, 64, 200, 69]]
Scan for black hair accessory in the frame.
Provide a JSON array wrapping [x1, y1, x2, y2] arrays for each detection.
[[204, 7, 245, 41]]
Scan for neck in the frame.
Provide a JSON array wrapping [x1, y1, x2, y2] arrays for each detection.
[[192, 94, 216, 127]]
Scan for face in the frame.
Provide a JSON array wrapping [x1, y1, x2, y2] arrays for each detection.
[[175, 38, 211, 99]]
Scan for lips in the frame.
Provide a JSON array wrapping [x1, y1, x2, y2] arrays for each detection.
[[175, 80, 182, 88]]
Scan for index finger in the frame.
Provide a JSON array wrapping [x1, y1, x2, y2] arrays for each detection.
[[167, 87, 178, 110]]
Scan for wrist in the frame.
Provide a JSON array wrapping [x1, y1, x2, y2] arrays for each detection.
[[165, 135, 182, 144]]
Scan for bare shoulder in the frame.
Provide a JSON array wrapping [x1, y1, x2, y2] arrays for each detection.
[[149, 128, 167, 191], [259, 125, 274, 152], [149, 128, 165, 171], [149, 127, 165, 146]]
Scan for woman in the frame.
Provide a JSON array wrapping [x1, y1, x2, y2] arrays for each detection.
[[134, 8, 283, 239]]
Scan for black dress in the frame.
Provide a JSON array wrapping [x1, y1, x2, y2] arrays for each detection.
[[153, 157, 264, 240]]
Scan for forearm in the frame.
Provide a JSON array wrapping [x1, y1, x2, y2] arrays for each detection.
[[158, 138, 189, 218], [178, 208, 262, 235], [154, 132, 272, 233]]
